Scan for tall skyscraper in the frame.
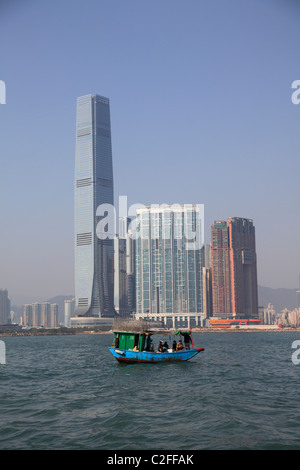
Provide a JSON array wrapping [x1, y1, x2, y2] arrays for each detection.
[[135, 205, 204, 315], [211, 221, 231, 315], [228, 217, 258, 316], [74, 94, 115, 317], [211, 217, 258, 318], [0, 289, 10, 325]]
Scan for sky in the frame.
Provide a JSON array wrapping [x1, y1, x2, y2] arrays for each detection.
[[0, 0, 299, 304]]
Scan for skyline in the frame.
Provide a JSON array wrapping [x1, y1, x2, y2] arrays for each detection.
[[1, 0, 300, 304]]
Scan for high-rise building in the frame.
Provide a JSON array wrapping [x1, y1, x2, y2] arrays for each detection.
[[114, 236, 130, 316], [211, 217, 258, 318], [49, 304, 58, 328], [0, 289, 10, 325], [202, 267, 212, 318], [22, 304, 32, 326], [74, 94, 115, 318], [211, 221, 231, 316], [40, 303, 50, 327], [135, 205, 204, 315], [228, 217, 258, 317], [64, 299, 75, 327], [113, 217, 136, 316], [126, 229, 136, 314], [22, 302, 58, 328]]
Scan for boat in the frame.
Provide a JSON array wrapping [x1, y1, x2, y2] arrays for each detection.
[[108, 318, 204, 364]]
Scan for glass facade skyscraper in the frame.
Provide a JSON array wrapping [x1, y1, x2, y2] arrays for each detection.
[[74, 94, 115, 317], [135, 205, 204, 315]]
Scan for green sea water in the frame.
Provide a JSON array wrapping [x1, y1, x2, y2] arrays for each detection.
[[1, 331, 300, 450]]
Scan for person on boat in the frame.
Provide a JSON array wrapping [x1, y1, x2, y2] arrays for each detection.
[[157, 341, 164, 352], [144, 336, 152, 351], [183, 333, 191, 350], [133, 345, 139, 351], [172, 340, 177, 351], [176, 340, 184, 351], [163, 341, 169, 351]]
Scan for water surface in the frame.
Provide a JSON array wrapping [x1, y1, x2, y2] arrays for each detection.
[[1, 331, 300, 450]]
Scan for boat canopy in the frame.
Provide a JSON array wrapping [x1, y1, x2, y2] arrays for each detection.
[[174, 330, 191, 336]]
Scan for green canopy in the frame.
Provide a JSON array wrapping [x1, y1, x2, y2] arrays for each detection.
[[174, 330, 191, 336]]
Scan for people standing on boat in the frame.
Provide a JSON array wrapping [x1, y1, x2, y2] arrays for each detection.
[[172, 340, 177, 351], [144, 335, 152, 351], [183, 333, 191, 350], [176, 340, 184, 351]]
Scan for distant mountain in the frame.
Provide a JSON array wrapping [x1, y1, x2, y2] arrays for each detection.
[[258, 285, 298, 312]]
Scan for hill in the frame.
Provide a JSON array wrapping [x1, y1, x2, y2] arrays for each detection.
[[258, 285, 298, 312]]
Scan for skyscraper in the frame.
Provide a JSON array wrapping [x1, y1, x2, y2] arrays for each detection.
[[211, 221, 231, 315], [135, 205, 204, 315], [0, 289, 10, 325], [74, 94, 115, 317], [211, 217, 258, 318], [227, 217, 258, 317]]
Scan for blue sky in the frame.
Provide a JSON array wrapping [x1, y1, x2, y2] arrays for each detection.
[[0, 0, 299, 303]]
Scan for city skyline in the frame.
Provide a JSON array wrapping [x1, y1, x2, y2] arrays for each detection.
[[1, 1, 300, 303]]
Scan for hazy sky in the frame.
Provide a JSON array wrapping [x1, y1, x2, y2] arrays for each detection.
[[0, 0, 299, 304]]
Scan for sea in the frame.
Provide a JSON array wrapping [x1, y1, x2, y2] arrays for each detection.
[[1, 331, 300, 452]]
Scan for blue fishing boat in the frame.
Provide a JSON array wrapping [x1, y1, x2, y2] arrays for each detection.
[[108, 318, 204, 364]]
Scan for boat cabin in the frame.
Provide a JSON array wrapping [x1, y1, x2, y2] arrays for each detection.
[[113, 330, 153, 351]]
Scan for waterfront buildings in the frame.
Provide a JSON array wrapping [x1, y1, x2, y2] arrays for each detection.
[[74, 94, 115, 319], [262, 302, 276, 325], [211, 217, 258, 318], [135, 204, 205, 328], [22, 302, 58, 328], [64, 298, 75, 327], [211, 221, 231, 315], [0, 289, 10, 325]]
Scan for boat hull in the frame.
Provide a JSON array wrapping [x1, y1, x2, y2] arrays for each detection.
[[108, 347, 204, 364]]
